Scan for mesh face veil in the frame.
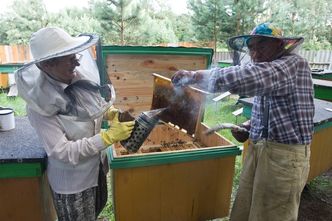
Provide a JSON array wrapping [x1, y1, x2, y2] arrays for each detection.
[[227, 23, 304, 64], [15, 27, 118, 120]]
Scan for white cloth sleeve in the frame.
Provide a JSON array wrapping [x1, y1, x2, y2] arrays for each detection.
[[27, 107, 106, 165]]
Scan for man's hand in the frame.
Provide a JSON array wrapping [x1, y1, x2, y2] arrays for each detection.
[[171, 70, 197, 87], [231, 121, 251, 143]]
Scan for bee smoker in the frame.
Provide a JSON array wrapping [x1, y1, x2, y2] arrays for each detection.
[[120, 108, 166, 153]]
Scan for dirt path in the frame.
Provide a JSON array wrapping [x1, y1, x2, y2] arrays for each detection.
[[298, 169, 332, 221]]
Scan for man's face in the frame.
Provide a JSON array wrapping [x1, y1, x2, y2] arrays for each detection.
[[247, 37, 284, 62], [39, 54, 81, 84]]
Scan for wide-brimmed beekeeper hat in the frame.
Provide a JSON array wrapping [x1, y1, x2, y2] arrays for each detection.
[[24, 27, 99, 67], [14, 27, 116, 119], [227, 22, 304, 53]]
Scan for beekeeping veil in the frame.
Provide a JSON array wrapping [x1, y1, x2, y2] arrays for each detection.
[[227, 22, 304, 65], [15, 27, 115, 121]]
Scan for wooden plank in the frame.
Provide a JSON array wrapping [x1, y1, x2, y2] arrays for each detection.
[[313, 78, 332, 87], [0, 46, 6, 64], [0, 74, 9, 88], [115, 94, 151, 103], [4, 46, 11, 63], [113, 95, 152, 116], [307, 126, 332, 182], [195, 122, 232, 147], [232, 108, 243, 116], [11, 45, 19, 63], [11, 45, 20, 63], [17, 45, 26, 62], [109, 70, 155, 112], [110, 71, 154, 81], [106, 54, 208, 73], [0, 179, 42, 220], [0, 174, 56, 221], [213, 91, 231, 102], [114, 87, 153, 95], [106, 53, 209, 116], [113, 156, 235, 221]]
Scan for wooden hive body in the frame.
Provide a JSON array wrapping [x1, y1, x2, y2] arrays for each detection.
[[109, 74, 241, 221]]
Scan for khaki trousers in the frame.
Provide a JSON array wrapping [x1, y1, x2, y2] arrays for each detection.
[[230, 140, 310, 221]]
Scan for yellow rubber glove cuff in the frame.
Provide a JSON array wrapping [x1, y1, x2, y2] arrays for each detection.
[[101, 112, 135, 146]]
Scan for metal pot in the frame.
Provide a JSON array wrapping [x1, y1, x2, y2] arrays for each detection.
[[0, 107, 15, 131]]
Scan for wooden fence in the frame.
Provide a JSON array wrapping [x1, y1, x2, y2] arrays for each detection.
[[214, 50, 332, 69], [1, 45, 331, 70], [0, 45, 31, 64]]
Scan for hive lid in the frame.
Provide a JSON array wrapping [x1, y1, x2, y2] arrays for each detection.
[[151, 73, 209, 135]]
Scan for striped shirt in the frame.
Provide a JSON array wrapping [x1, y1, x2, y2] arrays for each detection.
[[208, 54, 314, 144]]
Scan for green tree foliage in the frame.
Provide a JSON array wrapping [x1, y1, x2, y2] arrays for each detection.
[[187, 0, 235, 52], [128, 13, 178, 45], [0, 0, 330, 50], [231, 0, 266, 35], [0, 0, 102, 44], [187, 0, 331, 50], [267, 0, 332, 49], [92, 0, 180, 45], [48, 8, 102, 37], [171, 14, 195, 42], [130, 0, 178, 45], [92, 0, 143, 45], [0, 0, 48, 44]]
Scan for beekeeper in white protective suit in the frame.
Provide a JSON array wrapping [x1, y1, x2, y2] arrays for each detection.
[[15, 27, 135, 221]]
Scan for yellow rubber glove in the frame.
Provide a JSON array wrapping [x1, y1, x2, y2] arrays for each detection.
[[104, 106, 119, 121], [101, 112, 135, 146]]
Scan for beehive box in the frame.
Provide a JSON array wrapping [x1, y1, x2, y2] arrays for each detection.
[[313, 79, 332, 101], [0, 63, 23, 89], [102, 45, 213, 116], [109, 74, 241, 221]]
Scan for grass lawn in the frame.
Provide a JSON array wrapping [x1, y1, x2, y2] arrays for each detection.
[[0, 92, 26, 116], [203, 95, 248, 146]]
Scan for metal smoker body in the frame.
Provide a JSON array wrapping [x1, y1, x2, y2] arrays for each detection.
[[120, 108, 165, 153]]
